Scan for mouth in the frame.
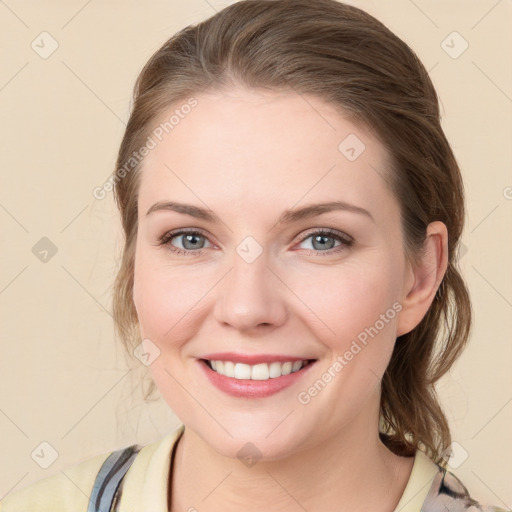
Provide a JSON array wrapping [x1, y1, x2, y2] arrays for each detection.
[[198, 357, 318, 398], [201, 358, 316, 380]]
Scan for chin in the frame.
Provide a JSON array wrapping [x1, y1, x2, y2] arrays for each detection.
[[193, 417, 311, 462]]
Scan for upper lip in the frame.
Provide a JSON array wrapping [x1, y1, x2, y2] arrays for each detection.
[[199, 352, 316, 365]]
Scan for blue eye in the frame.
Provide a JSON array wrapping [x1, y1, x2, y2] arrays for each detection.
[[297, 229, 354, 255], [158, 229, 212, 256]]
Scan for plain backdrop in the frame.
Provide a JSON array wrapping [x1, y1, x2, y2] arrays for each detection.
[[0, 0, 511, 507]]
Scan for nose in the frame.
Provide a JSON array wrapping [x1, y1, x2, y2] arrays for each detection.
[[213, 251, 288, 333]]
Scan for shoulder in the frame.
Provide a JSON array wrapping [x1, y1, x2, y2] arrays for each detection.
[[0, 444, 139, 512], [420, 454, 510, 512], [0, 425, 185, 512]]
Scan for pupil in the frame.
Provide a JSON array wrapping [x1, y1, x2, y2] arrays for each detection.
[[184, 234, 202, 249], [313, 235, 334, 250]]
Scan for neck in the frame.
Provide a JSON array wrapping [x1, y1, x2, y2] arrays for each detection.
[[168, 402, 414, 512]]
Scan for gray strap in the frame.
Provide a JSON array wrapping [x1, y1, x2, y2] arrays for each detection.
[[87, 444, 141, 512]]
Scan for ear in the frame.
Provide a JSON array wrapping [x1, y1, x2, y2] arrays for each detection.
[[396, 221, 449, 337]]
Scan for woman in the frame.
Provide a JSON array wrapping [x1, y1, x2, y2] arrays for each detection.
[[1, 1, 508, 511]]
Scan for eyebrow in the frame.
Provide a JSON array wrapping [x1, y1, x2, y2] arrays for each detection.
[[145, 200, 374, 224]]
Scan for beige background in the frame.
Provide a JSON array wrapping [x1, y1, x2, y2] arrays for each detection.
[[1, 0, 511, 507]]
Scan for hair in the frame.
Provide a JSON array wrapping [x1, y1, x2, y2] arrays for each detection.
[[111, 0, 471, 466]]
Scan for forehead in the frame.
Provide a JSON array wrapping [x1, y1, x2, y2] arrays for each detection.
[[138, 88, 395, 220]]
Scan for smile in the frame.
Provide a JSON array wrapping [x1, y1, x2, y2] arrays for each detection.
[[206, 359, 314, 380], [198, 358, 317, 398]]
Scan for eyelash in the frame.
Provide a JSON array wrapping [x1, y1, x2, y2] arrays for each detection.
[[157, 227, 354, 257]]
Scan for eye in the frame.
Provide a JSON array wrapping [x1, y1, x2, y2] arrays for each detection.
[[157, 227, 354, 257], [158, 228, 213, 256], [296, 228, 354, 255]]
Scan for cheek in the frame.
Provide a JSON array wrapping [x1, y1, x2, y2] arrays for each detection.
[[133, 246, 176, 340], [288, 258, 401, 346], [132, 248, 216, 350]]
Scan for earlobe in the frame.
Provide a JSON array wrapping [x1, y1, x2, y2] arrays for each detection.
[[396, 221, 449, 337]]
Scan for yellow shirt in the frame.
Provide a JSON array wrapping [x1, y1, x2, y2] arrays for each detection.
[[0, 424, 507, 511]]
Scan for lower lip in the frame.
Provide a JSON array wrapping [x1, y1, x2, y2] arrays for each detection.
[[197, 359, 317, 398]]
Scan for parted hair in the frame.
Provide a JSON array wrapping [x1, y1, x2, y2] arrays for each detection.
[[112, 0, 471, 466]]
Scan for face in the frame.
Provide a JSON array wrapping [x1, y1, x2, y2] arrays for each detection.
[[133, 87, 414, 460]]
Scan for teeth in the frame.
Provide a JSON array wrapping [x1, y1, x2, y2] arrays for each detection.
[[208, 360, 310, 380], [251, 363, 269, 380], [234, 363, 251, 379]]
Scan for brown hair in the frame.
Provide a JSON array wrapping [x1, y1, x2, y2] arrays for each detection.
[[112, 0, 471, 466]]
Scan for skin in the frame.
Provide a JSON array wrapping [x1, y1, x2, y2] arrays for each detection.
[[132, 87, 448, 512]]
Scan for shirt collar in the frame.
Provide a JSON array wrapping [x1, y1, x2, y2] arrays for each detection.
[[118, 424, 185, 511], [118, 424, 439, 512]]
